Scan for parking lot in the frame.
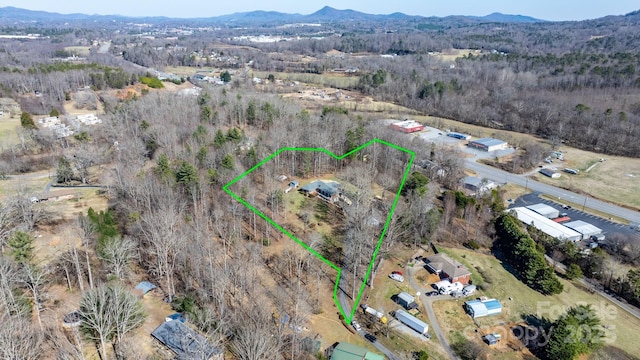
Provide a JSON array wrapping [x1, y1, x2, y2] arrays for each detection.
[[510, 192, 640, 240]]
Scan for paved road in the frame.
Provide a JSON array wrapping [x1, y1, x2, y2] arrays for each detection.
[[406, 262, 459, 360], [412, 124, 640, 225], [464, 159, 640, 225], [337, 280, 401, 360]]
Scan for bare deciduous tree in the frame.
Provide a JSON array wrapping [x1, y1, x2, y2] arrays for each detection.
[[98, 236, 137, 280], [79, 284, 146, 360], [0, 312, 44, 360]]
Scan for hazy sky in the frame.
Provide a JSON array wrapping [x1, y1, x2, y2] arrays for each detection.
[[1, 0, 638, 21]]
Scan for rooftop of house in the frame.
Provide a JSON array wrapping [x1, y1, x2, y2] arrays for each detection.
[[425, 253, 471, 278], [151, 321, 222, 360], [300, 180, 340, 193]]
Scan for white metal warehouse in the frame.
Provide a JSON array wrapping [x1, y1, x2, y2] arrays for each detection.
[[563, 220, 603, 240], [508, 207, 582, 242], [526, 203, 560, 219], [468, 138, 508, 152]]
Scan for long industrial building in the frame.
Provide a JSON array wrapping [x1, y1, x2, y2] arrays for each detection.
[[508, 207, 582, 242], [526, 203, 560, 219], [468, 138, 508, 152]]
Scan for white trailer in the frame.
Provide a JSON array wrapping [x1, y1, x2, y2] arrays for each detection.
[[395, 309, 428, 335]]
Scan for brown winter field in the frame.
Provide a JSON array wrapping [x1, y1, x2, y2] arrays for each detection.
[[531, 149, 640, 211], [63, 46, 92, 56], [428, 48, 481, 62], [0, 115, 20, 149], [431, 247, 640, 358]]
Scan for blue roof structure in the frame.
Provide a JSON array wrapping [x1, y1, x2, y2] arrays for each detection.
[[166, 313, 186, 323], [135, 281, 157, 295], [465, 299, 502, 318], [484, 299, 502, 311]]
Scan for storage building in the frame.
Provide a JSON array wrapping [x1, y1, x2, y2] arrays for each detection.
[[464, 299, 502, 319], [539, 168, 561, 178], [390, 120, 424, 133], [329, 342, 384, 360], [563, 220, 603, 241], [526, 203, 560, 219], [462, 176, 496, 193], [395, 309, 429, 335], [396, 292, 418, 310], [508, 207, 582, 242], [468, 138, 508, 152]]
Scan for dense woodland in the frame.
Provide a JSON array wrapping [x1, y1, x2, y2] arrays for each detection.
[[0, 8, 639, 359]]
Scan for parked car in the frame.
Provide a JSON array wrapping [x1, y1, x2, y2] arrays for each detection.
[[426, 291, 438, 297], [389, 273, 404, 282], [563, 205, 572, 209], [364, 333, 377, 342], [560, 212, 568, 217], [351, 320, 361, 332]]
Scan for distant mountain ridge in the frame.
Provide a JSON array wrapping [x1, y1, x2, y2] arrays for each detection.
[[478, 12, 542, 23], [0, 5, 548, 24]]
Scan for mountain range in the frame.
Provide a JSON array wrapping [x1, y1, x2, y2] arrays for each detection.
[[0, 5, 544, 25]]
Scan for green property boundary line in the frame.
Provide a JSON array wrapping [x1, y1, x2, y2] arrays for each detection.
[[222, 138, 415, 323]]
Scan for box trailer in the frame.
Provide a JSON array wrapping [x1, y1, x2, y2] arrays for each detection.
[[395, 309, 428, 335]]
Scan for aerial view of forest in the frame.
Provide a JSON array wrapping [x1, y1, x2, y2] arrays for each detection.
[[0, 3, 640, 360]]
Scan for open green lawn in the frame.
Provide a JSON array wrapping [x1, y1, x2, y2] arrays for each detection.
[[435, 247, 640, 356]]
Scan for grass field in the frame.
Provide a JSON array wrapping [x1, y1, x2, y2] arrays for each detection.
[[532, 150, 640, 210], [428, 48, 481, 62], [0, 116, 21, 149], [64, 46, 92, 56], [250, 71, 360, 89], [434, 247, 640, 357]]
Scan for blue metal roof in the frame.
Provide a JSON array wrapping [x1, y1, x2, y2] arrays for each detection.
[[484, 299, 502, 311], [135, 281, 156, 294]]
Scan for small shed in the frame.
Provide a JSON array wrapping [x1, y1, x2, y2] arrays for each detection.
[[539, 168, 561, 178], [396, 292, 418, 310], [483, 334, 500, 345], [134, 281, 157, 298], [151, 321, 223, 360]]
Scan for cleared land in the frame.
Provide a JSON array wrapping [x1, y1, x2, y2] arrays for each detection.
[[429, 247, 640, 357], [0, 116, 20, 149], [63, 46, 92, 56]]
